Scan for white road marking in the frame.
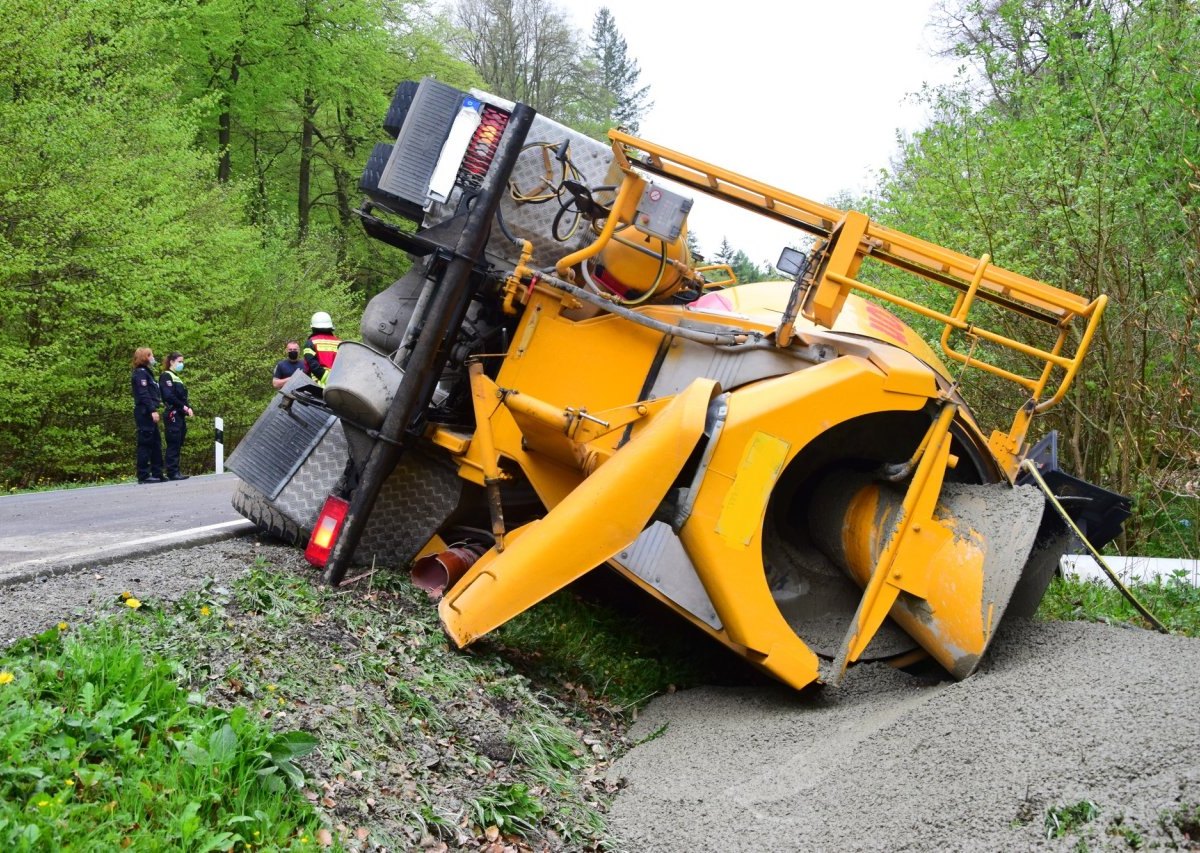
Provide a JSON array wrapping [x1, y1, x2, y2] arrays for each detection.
[[119, 520, 251, 548], [2, 520, 255, 575]]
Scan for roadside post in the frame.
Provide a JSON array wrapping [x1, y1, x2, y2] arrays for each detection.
[[214, 416, 224, 474]]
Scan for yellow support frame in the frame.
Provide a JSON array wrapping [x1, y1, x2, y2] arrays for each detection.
[[603, 129, 1108, 470]]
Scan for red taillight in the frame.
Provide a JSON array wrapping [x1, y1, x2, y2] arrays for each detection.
[[305, 495, 350, 567]]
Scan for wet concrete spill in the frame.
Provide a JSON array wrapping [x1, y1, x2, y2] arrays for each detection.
[[608, 619, 1200, 851]]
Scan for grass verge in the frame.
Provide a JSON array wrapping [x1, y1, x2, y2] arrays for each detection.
[[1, 546, 705, 851], [485, 573, 724, 712], [0, 619, 324, 850], [1036, 571, 1200, 637]]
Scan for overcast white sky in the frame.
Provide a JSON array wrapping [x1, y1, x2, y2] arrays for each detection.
[[559, 0, 962, 265]]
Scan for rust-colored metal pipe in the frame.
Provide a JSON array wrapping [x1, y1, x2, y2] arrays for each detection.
[[411, 543, 488, 598]]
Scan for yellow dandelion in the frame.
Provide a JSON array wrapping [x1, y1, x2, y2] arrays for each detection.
[[37, 799, 50, 808], [119, 591, 132, 601], [57, 622, 68, 632], [65, 779, 75, 786], [125, 598, 142, 610], [200, 606, 210, 617], [0, 672, 13, 685], [266, 684, 277, 692]]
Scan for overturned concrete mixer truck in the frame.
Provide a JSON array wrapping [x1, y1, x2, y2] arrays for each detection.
[[228, 77, 1130, 689]]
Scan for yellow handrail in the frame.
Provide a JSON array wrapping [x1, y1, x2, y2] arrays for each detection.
[[606, 129, 1109, 448]]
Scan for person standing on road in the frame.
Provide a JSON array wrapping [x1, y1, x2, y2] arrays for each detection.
[[130, 347, 165, 484], [159, 352, 194, 481], [272, 340, 309, 389], [303, 312, 341, 385]]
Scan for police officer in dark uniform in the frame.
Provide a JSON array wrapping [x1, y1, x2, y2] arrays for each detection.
[[130, 346, 165, 483], [159, 351, 194, 481]]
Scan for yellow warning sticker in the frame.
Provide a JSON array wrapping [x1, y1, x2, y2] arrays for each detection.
[[715, 432, 790, 548]]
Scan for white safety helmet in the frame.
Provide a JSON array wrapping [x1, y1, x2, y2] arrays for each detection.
[[311, 311, 334, 330]]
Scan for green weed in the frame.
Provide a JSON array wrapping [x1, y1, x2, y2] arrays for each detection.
[[468, 782, 545, 835], [1038, 572, 1200, 636], [1159, 802, 1200, 841], [3, 549, 623, 849], [0, 618, 325, 851], [492, 577, 714, 711], [1046, 799, 1101, 839], [634, 722, 669, 746]]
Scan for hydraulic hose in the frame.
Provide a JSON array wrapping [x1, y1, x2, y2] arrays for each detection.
[[1019, 458, 1169, 634], [533, 268, 762, 347]]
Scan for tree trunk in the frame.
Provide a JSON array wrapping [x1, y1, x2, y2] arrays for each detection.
[[216, 55, 240, 183], [298, 88, 315, 240]]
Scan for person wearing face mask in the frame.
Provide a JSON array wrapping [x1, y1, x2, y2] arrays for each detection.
[[131, 346, 165, 484], [272, 340, 310, 389], [158, 351, 194, 481]]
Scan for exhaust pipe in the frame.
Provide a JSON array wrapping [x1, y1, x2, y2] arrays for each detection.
[[412, 543, 488, 597]]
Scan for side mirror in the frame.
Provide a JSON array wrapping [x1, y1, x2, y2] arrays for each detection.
[[776, 247, 808, 278]]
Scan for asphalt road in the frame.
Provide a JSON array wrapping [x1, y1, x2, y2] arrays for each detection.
[[0, 474, 254, 586]]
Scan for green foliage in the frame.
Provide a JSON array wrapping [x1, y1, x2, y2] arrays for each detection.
[[0, 618, 324, 850], [147, 557, 614, 848], [714, 236, 774, 284], [0, 0, 472, 488], [494, 583, 709, 711], [468, 782, 545, 835], [875, 0, 1200, 556], [507, 720, 586, 774], [1160, 802, 1200, 841], [447, 0, 652, 142], [1037, 573, 1200, 636], [1, 554, 626, 849], [1046, 799, 1101, 839], [586, 7, 652, 134], [448, 0, 584, 118]]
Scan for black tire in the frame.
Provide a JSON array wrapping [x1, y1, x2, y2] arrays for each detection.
[[232, 448, 461, 571], [231, 479, 304, 545]]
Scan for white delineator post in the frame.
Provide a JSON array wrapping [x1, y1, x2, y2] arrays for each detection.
[[214, 416, 225, 474]]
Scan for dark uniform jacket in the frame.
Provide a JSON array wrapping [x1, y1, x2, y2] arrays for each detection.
[[159, 369, 189, 415], [132, 365, 161, 414]]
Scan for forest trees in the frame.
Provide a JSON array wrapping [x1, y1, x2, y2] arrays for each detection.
[[880, 0, 1200, 554], [714, 238, 773, 284], [448, 0, 651, 139], [171, 0, 478, 261], [0, 0, 469, 487], [587, 6, 651, 133]]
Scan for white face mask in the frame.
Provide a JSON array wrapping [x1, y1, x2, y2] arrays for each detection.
[[174, 362, 184, 373], [149, 356, 157, 366]]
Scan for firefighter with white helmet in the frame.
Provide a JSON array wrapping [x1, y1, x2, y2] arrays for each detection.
[[303, 311, 340, 385]]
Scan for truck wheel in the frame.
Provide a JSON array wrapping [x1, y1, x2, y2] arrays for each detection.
[[231, 479, 303, 545]]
